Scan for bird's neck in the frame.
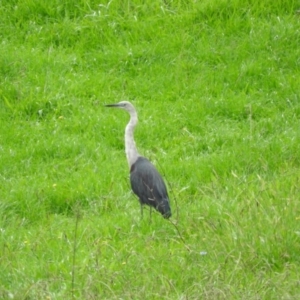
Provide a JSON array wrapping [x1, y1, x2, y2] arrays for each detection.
[[125, 110, 139, 168]]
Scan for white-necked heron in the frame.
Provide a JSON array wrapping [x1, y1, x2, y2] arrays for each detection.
[[105, 101, 171, 219]]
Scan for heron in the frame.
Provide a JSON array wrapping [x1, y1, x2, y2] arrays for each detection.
[[105, 101, 171, 219]]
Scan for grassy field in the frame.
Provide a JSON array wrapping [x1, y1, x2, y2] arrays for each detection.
[[1, 0, 300, 299]]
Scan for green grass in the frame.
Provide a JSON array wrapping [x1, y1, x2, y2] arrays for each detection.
[[1, 0, 300, 298]]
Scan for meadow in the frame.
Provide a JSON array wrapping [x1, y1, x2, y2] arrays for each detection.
[[0, 0, 300, 299]]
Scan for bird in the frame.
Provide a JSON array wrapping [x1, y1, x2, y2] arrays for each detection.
[[105, 101, 171, 219]]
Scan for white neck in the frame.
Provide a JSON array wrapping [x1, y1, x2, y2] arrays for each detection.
[[125, 109, 140, 168]]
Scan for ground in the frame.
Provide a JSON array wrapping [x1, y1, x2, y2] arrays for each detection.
[[0, 0, 300, 299]]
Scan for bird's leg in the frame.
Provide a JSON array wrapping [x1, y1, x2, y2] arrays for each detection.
[[149, 207, 152, 224], [140, 204, 143, 220]]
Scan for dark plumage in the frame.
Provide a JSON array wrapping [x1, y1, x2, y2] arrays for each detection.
[[130, 157, 171, 219]]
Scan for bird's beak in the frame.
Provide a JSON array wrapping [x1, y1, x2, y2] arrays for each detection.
[[105, 103, 122, 108]]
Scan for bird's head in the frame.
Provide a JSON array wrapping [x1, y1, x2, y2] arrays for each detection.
[[105, 101, 136, 114]]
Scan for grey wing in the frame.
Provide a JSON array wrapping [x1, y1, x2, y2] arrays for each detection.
[[130, 158, 171, 217]]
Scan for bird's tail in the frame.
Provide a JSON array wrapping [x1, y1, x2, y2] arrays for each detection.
[[157, 199, 171, 219]]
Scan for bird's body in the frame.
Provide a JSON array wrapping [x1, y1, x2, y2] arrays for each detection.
[[130, 156, 171, 218], [105, 101, 171, 219]]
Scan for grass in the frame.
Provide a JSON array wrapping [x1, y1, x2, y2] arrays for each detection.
[[1, 0, 300, 298]]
